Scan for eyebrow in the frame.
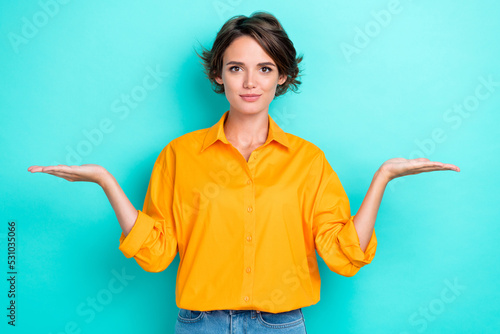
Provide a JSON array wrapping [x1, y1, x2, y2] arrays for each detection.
[[225, 61, 276, 67]]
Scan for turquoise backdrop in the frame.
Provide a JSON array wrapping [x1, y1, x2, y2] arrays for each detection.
[[1, 0, 499, 333]]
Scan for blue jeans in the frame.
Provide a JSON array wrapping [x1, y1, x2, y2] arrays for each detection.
[[174, 308, 308, 333]]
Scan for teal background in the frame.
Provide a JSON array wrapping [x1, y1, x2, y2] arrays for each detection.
[[1, 0, 499, 333]]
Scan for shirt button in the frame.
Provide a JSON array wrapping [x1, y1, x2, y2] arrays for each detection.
[[247, 179, 252, 184], [247, 206, 253, 212], [246, 267, 251, 273], [246, 236, 252, 242], [244, 296, 249, 302]]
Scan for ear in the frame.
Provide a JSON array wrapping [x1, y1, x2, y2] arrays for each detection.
[[278, 74, 287, 85], [215, 71, 223, 85]]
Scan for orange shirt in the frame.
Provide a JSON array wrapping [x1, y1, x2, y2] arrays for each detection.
[[118, 110, 377, 313]]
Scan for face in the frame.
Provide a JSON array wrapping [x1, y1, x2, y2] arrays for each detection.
[[215, 35, 287, 116]]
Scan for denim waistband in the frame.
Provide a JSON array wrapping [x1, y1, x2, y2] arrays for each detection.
[[206, 309, 261, 315], [206, 308, 301, 315]]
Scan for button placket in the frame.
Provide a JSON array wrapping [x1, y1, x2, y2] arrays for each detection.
[[241, 164, 256, 306]]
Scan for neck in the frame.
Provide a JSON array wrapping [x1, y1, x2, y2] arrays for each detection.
[[224, 109, 269, 149]]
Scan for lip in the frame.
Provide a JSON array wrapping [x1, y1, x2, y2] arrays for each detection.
[[240, 94, 261, 102]]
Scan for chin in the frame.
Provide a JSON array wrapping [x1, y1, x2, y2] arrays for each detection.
[[233, 104, 267, 115]]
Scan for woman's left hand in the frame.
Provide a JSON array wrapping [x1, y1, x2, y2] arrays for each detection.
[[378, 158, 460, 183]]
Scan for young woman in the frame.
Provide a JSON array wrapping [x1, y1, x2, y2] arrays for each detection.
[[28, 11, 459, 334]]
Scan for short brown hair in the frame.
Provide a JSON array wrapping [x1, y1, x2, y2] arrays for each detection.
[[195, 11, 304, 97]]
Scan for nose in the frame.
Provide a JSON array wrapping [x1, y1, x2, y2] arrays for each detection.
[[243, 70, 255, 89]]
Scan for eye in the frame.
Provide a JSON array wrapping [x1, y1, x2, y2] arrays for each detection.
[[261, 66, 273, 73], [229, 66, 241, 72]]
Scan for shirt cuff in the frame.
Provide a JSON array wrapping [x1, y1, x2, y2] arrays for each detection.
[[337, 215, 377, 268], [118, 210, 156, 258]]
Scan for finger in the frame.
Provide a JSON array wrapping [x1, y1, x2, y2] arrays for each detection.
[[44, 171, 77, 179], [30, 165, 53, 172], [408, 166, 459, 174], [47, 173, 74, 182], [440, 164, 460, 172], [397, 163, 457, 174], [422, 162, 460, 172], [28, 166, 43, 172], [420, 161, 446, 168], [42, 165, 72, 173], [47, 174, 79, 182], [405, 161, 444, 170], [28, 165, 54, 173], [45, 170, 78, 178], [417, 163, 455, 170]]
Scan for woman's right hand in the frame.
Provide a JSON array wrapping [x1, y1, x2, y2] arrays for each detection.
[[27, 164, 110, 186]]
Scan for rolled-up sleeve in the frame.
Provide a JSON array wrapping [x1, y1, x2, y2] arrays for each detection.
[[312, 151, 377, 277], [118, 144, 178, 273]]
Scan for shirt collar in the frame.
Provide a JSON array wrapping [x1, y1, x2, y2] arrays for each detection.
[[201, 110, 290, 153]]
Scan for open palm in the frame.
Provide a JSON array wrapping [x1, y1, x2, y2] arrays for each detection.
[[379, 158, 460, 182], [27, 164, 108, 185]]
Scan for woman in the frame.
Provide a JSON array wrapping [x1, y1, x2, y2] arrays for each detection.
[[28, 11, 459, 334]]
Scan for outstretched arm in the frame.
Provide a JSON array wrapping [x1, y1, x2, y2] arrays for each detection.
[[28, 164, 138, 236], [353, 158, 460, 252]]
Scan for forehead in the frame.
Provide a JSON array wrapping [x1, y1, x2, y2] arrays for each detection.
[[223, 35, 274, 64]]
